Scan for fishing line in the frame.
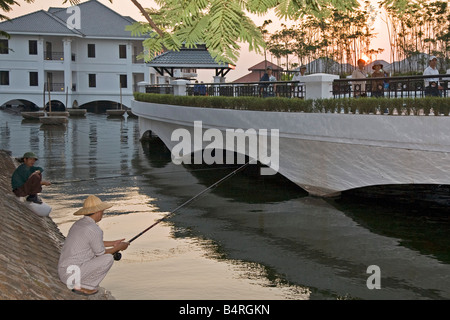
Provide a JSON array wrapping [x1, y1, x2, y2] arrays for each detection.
[[112, 160, 253, 261], [46, 120, 242, 184], [49, 166, 241, 185]]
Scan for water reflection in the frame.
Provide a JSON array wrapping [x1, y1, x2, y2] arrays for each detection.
[[1, 110, 450, 299], [332, 198, 450, 264], [140, 134, 172, 168]]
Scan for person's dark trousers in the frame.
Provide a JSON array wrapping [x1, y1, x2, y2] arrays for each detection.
[[12, 173, 42, 197], [425, 83, 441, 97]]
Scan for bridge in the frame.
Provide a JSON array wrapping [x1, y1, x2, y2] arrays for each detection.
[[132, 82, 450, 198]]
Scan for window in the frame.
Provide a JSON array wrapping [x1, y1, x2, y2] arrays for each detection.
[[88, 44, 95, 58], [29, 72, 38, 86], [29, 40, 37, 55], [0, 71, 9, 85], [0, 40, 8, 54], [119, 45, 127, 59], [120, 74, 127, 88], [88, 74, 96, 87]]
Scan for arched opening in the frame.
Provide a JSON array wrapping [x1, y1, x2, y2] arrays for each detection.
[[184, 150, 307, 202], [44, 100, 66, 111], [79, 100, 129, 114], [1, 99, 39, 112], [140, 132, 172, 168]]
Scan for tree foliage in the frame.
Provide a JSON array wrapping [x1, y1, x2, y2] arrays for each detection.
[[265, 3, 380, 74], [380, 0, 449, 73], [2, 0, 443, 68], [125, 0, 361, 64], [262, 0, 449, 75]]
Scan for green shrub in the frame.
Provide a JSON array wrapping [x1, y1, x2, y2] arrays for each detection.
[[133, 93, 450, 116]]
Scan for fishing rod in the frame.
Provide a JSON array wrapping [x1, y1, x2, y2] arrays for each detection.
[[113, 160, 253, 261]]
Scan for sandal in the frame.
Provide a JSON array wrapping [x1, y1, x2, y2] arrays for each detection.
[[72, 288, 98, 296]]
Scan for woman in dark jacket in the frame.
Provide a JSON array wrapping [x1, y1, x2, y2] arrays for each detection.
[[11, 152, 51, 204]]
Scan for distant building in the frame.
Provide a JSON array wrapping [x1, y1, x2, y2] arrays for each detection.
[[0, 0, 155, 110], [232, 60, 282, 83], [147, 44, 234, 83]]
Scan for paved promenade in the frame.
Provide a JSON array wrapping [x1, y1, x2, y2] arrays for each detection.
[[0, 149, 114, 300]]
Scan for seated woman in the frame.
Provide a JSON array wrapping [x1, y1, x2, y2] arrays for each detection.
[[371, 63, 385, 98], [11, 152, 51, 204]]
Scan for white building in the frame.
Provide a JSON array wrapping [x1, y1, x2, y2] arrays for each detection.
[[0, 0, 156, 111]]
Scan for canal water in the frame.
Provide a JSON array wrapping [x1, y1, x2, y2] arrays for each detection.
[[1, 109, 450, 300]]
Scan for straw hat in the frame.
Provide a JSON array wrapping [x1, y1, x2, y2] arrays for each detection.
[[73, 195, 113, 216], [372, 63, 384, 70]]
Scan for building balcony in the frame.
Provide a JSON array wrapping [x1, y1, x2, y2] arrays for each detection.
[[44, 82, 65, 92], [44, 51, 64, 61]]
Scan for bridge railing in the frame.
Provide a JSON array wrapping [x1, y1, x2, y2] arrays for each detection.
[[145, 84, 174, 95], [142, 74, 450, 100], [332, 74, 450, 99], [145, 81, 306, 99]]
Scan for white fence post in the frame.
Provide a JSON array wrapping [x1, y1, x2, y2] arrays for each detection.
[[302, 73, 339, 100], [172, 80, 188, 96]]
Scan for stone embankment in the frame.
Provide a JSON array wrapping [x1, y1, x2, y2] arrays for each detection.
[[0, 149, 114, 300]]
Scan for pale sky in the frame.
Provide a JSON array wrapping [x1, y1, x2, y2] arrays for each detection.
[[5, 0, 391, 82]]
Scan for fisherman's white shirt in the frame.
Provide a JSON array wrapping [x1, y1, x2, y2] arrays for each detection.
[[58, 216, 105, 270]]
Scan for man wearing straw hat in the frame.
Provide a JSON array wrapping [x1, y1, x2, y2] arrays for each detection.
[[58, 195, 129, 296]]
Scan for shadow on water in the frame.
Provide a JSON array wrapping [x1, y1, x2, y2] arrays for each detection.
[[330, 195, 450, 265], [140, 133, 172, 168], [342, 184, 450, 213], [185, 161, 308, 204]]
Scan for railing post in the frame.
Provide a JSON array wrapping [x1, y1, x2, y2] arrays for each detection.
[[302, 73, 339, 100], [213, 76, 225, 96], [172, 79, 188, 96], [137, 81, 149, 93]]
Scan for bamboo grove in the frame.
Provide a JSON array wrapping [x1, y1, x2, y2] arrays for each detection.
[[261, 0, 449, 76]]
